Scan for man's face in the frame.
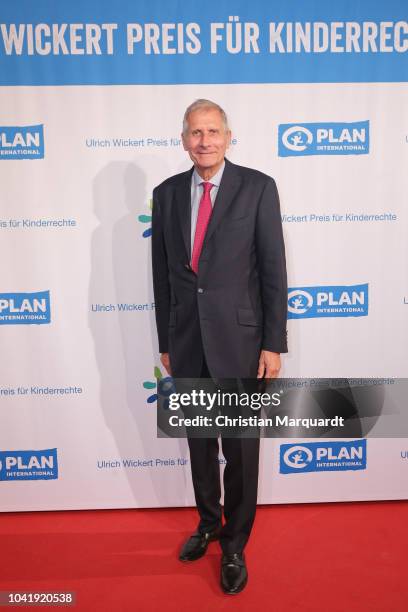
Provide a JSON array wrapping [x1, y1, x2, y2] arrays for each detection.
[[182, 108, 231, 177]]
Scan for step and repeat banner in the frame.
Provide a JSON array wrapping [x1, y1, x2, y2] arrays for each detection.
[[1, 1, 407, 511]]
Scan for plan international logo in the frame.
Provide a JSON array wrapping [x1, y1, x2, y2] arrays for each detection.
[[279, 440, 367, 474], [0, 448, 58, 481], [278, 121, 369, 156], [0, 124, 44, 159], [288, 283, 368, 319], [0, 291, 51, 325]]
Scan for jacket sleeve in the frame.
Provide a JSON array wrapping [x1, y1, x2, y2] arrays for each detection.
[[255, 177, 288, 353], [151, 186, 171, 353]]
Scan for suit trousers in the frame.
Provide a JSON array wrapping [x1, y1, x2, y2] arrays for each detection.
[[186, 357, 260, 555]]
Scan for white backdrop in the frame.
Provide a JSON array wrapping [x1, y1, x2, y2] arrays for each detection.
[[1, 1, 408, 511]]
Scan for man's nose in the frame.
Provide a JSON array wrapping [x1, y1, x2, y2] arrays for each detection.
[[200, 132, 210, 147]]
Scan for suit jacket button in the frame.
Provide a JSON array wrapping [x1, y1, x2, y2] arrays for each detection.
[[197, 288, 204, 294]]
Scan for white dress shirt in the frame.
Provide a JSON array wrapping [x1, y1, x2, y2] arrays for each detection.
[[190, 161, 225, 253]]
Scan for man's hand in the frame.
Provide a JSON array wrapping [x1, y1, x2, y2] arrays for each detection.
[[257, 350, 281, 379], [160, 353, 172, 376]]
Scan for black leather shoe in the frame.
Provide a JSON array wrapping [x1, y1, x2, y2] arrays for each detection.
[[221, 553, 248, 594], [179, 527, 221, 562]]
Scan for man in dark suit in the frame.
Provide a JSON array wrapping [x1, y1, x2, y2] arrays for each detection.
[[151, 99, 287, 594]]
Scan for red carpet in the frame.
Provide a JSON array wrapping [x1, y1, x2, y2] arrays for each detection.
[[0, 501, 407, 611]]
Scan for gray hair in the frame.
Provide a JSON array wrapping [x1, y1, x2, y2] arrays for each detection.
[[182, 99, 229, 134]]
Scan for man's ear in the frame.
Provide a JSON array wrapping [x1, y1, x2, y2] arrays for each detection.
[[226, 130, 232, 149], [181, 132, 188, 151]]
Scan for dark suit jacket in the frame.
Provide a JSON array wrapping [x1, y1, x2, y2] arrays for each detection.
[[151, 158, 288, 378]]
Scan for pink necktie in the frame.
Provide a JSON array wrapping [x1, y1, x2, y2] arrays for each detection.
[[191, 182, 214, 274]]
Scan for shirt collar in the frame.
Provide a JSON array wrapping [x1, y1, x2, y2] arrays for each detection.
[[192, 160, 225, 188]]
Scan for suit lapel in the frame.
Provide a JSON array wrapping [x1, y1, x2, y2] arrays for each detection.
[[175, 167, 194, 260], [175, 159, 242, 262], [203, 158, 242, 248]]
